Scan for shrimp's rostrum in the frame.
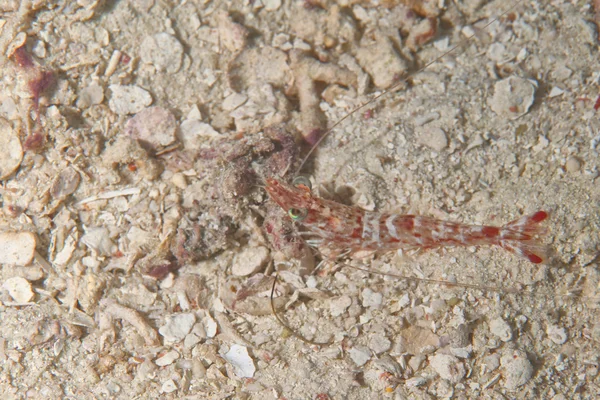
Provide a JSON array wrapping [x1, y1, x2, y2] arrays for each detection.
[[266, 178, 548, 263]]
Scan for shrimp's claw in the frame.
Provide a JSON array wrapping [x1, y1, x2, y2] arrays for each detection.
[[500, 211, 549, 264]]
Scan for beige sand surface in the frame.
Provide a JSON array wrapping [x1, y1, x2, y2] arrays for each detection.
[[0, 1, 598, 399]]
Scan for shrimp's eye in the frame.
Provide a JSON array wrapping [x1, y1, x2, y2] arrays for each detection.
[[288, 207, 308, 221], [292, 176, 312, 190]]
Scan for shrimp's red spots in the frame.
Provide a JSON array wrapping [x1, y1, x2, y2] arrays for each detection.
[[530, 211, 548, 223], [482, 226, 500, 238], [527, 253, 544, 264], [397, 216, 415, 231]]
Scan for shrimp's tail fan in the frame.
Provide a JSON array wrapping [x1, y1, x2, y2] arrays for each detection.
[[499, 211, 549, 264]]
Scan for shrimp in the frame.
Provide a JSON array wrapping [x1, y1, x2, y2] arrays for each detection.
[[265, 177, 548, 264]]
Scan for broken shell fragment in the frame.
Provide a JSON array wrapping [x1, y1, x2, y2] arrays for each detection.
[[0, 118, 23, 180], [108, 85, 152, 115], [222, 344, 256, 378], [3, 276, 34, 303], [0, 231, 36, 265], [490, 76, 536, 119]]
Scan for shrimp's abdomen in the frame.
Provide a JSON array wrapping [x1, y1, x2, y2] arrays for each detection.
[[340, 211, 548, 263]]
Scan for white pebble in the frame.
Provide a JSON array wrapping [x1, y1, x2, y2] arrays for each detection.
[[263, 0, 282, 11], [3, 277, 34, 303], [361, 288, 382, 308], [32, 39, 47, 58], [349, 346, 371, 366], [222, 92, 248, 111], [222, 344, 256, 378], [108, 85, 152, 115], [125, 106, 177, 149], [356, 35, 407, 89], [482, 353, 501, 372], [489, 317, 513, 342], [398, 293, 410, 308], [76, 84, 104, 109], [203, 315, 218, 338], [490, 76, 537, 119], [155, 350, 180, 367], [501, 351, 534, 390], [179, 120, 219, 150], [417, 126, 448, 152], [231, 246, 269, 276], [546, 325, 568, 345], [160, 379, 177, 393], [329, 295, 352, 317], [0, 231, 36, 265], [158, 313, 196, 344], [184, 332, 202, 349], [565, 156, 582, 173], [429, 354, 466, 383], [548, 86, 565, 98], [0, 118, 23, 180], [140, 33, 184, 74], [369, 333, 391, 354], [81, 227, 115, 256]]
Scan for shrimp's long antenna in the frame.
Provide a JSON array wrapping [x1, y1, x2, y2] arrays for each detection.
[[295, 1, 522, 176]]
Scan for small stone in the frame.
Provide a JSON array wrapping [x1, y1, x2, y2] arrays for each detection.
[[81, 227, 115, 256], [429, 354, 466, 383], [0, 231, 36, 265], [0, 96, 18, 120], [408, 355, 426, 372], [204, 315, 218, 338], [222, 345, 255, 378], [51, 167, 81, 199], [158, 313, 196, 344], [217, 11, 249, 53], [32, 39, 47, 58], [482, 353, 501, 372], [500, 350, 534, 390], [398, 293, 410, 308], [546, 325, 568, 345], [397, 326, 440, 355], [263, 0, 282, 11], [356, 34, 407, 89], [361, 288, 383, 308], [184, 332, 202, 349], [0, 118, 23, 180], [171, 173, 187, 189], [222, 92, 248, 111], [417, 126, 448, 152], [161, 379, 177, 393], [369, 333, 391, 354], [140, 33, 184, 74], [125, 106, 177, 149], [3, 277, 34, 303], [489, 317, 513, 342], [179, 120, 220, 151], [329, 295, 352, 317], [76, 84, 104, 109], [349, 346, 371, 366], [565, 156, 581, 173], [490, 76, 537, 119], [155, 350, 180, 367], [548, 86, 565, 98], [108, 85, 152, 115], [231, 246, 269, 276]]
